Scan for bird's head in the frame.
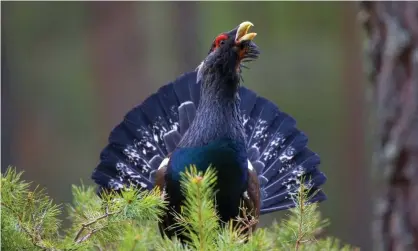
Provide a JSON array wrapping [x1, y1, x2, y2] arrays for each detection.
[[196, 21, 260, 87]]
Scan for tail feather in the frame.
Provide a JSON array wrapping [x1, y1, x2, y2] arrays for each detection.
[[163, 130, 182, 153], [123, 106, 165, 157], [261, 131, 308, 181], [242, 97, 266, 146], [94, 145, 153, 190], [139, 94, 175, 155], [261, 190, 327, 214], [262, 165, 325, 208], [91, 71, 327, 215], [92, 72, 199, 192], [238, 88, 327, 214], [246, 97, 281, 150], [238, 87, 258, 121], [188, 72, 201, 105], [178, 102, 197, 135], [258, 114, 296, 165], [157, 83, 182, 130], [263, 149, 321, 190], [172, 74, 194, 106], [247, 146, 260, 162]]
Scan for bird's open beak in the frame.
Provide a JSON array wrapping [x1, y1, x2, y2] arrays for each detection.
[[235, 21, 257, 43]]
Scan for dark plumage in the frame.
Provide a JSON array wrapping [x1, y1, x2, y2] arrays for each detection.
[[91, 21, 327, 241]]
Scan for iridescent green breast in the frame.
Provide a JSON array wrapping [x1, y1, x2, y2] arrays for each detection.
[[166, 138, 248, 221], [169, 139, 248, 181]]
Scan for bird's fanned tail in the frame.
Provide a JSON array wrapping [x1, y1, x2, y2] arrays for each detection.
[[238, 88, 326, 213], [91, 71, 326, 214], [92, 72, 198, 191]]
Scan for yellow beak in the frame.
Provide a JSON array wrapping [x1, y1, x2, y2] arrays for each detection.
[[235, 21, 257, 42]]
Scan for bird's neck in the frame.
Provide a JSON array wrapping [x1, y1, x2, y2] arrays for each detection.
[[178, 73, 245, 147]]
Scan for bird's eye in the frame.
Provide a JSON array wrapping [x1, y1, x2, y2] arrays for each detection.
[[219, 40, 225, 45]]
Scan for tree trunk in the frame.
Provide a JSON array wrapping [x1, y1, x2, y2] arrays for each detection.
[[360, 2, 418, 251]]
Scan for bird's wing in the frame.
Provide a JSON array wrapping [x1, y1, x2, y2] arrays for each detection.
[[154, 157, 169, 192], [241, 161, 261, 232], [154, 156, 172, 237], [246, 161, 261, 218]]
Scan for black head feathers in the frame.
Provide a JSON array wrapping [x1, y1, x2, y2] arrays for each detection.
[[197, 21, 260, 86]]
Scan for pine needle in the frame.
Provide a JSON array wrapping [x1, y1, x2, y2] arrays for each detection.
[[1, 166, 357, 251]]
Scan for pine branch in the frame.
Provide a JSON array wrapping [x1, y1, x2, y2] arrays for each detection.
[[171, 165, 220, 250], [1, 201, 49, 250], [1, 167, 61, 250], [2, 166, 356, 250], [234, 203, 259, 238], [294, 184, 310, 251], [73, 206, 121, 244]]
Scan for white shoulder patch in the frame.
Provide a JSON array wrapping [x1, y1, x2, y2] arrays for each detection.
[[158, 157, 169, 170], [247, 159, 254, 171], [195, 61, 204, 72], [196, 61, 204, 84]]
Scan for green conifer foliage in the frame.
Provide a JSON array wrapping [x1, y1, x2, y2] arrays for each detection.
[[1, 166, 357, 251]]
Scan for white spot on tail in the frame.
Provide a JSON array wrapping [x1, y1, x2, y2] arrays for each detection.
[[279, 147, 296, 161], [242, 114, 250, 126], [108, 179, 123, 190]]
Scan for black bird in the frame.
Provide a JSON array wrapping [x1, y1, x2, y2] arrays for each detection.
[[91, 21, 327, 240]]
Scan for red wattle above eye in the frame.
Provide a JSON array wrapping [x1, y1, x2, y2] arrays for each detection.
[[215, 34, 228, 47]]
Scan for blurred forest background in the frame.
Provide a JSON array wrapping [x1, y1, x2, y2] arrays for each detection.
[[2, 2, 373, 250]]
